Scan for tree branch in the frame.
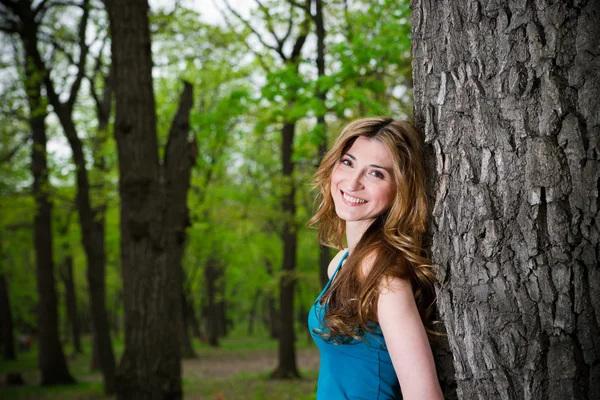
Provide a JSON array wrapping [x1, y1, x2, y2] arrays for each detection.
[[286, 0, 310, 15], [164, 81, 195, 170], [87, 31, 108, 110], [0, 1, 19, 33], [280, 1, 294, 44], [254, 0, 283, 51], [222, 0, 285, 59], [66, 0, 90, 110], [289, 0, 312, 61], [216, 1, 272, 73], [0, 140, 27, 163], [40, 34, 76, 65], [0, 0, 18, 13], [34, 0, 81, 24]]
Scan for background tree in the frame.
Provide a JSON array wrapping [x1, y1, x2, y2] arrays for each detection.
[[0, 0, 76, 385], [222, 0, 312, 379], [104, 0, 196, 397], [412, 1, 600, 399]]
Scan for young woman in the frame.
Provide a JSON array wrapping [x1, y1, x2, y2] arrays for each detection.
[[308, 117, 444, 399]]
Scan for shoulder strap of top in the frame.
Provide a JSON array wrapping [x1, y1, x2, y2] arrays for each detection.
[[315, 251, 349, 302], [328, 251, 348, 286]]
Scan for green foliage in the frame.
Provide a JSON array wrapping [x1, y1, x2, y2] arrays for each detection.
[[0, 0, 414, 394]]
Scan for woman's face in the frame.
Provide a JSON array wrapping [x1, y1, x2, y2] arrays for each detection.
[[330, 136, 396, 226]]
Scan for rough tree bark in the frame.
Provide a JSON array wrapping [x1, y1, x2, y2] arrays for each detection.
[[105, 1, 196, 397], [412, 1, 600, 399]]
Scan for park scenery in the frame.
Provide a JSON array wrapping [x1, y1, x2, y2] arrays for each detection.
[[0, 0, 598, 399]]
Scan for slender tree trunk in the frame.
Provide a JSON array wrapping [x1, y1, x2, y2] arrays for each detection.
[[23, 35, 75, 384], [189, 298, 201, 338], [205, 258, 220, 347], [180, 291, 196, 358], [247, 290, 261, 335], [412, 1, 600, 399], [106, 1, 195, 396], [89, 66, 113, 372], [267, 295, 279, 339], [218, 294, 228, 337], [0, 274, 16, 360], [11, 0, 116, 391], [314, 0, 331, 288], [60, 253, 82, 354], [272, 122, 300, 379], [265, 259, 279, 339]]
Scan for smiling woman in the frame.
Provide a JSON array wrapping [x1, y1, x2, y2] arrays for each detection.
[[307, 117, 444, 400]]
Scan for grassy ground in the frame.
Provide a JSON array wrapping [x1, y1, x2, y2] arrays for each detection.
[[0, 333, 320, 400]]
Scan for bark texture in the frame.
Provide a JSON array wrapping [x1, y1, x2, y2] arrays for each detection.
[[412, 1, 600, 399], [105, 1, 195, 397]]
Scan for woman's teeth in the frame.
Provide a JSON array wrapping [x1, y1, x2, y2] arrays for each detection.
[[343, 192, 366, 204]]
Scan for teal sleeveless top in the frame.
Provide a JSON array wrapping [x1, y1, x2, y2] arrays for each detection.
[[308, 251, 402, 399]]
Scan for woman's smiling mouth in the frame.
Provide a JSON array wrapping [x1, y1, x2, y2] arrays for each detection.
[[341, 190, 367, 204]]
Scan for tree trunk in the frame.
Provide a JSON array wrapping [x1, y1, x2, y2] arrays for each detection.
[[265, 258, 279, 339], [106, 1, 195, 397], [189, 298, 201, 338], [180, 291, 196, 358], [272, 121, 300, 379], [247, 290, 261, 335], [10, 0, 116, 391], [0, 274, 16, 360], [314, 0, 332, 288], [60, 253, 82, 354], [412, 1, 600, 399], [23, 32, 75, 384], [218, 295, 228, 337], [205, 258, 220, 347], [89, 66, 114, 371]]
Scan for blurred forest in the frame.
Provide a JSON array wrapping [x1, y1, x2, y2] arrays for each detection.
[[0, 0, 414, 398]]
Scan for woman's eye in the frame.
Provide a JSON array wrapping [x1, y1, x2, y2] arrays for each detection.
[[341, 159, 352, 167], [370, 171, 385, 179]]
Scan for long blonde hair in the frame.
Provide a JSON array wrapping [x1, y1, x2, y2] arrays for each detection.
[[308, 117, 437, 342]]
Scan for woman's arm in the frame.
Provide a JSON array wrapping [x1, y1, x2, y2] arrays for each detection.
[[377, 277, 444, 400]]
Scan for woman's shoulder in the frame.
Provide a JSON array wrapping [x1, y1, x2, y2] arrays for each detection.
[[358, 246, 407, 281], [327, 248, 348, 278]]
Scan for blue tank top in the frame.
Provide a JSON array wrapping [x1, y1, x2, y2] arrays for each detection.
[[308, 251, 402, 399]]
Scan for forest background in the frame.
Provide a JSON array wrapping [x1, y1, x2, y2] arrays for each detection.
[[1, 0, 598, 399], [0, 0, 415, 399]]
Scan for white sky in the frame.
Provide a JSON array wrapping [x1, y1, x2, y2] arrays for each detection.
[[149, 0, 254, 25]]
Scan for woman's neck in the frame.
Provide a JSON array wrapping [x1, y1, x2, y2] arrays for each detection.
[[345, 220, 373, 254]]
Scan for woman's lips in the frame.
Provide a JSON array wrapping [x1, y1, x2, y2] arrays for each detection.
[[341, 190, 367, 206]]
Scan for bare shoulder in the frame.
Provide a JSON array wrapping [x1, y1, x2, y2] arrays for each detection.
[[327, 248, 348, 279], [380, 275, 413, 295]]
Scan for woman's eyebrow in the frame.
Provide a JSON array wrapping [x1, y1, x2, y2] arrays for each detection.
[[345, 153, 392, 173]]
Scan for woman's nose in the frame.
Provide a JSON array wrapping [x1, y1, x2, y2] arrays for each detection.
[[346, 170, 364, 191]]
